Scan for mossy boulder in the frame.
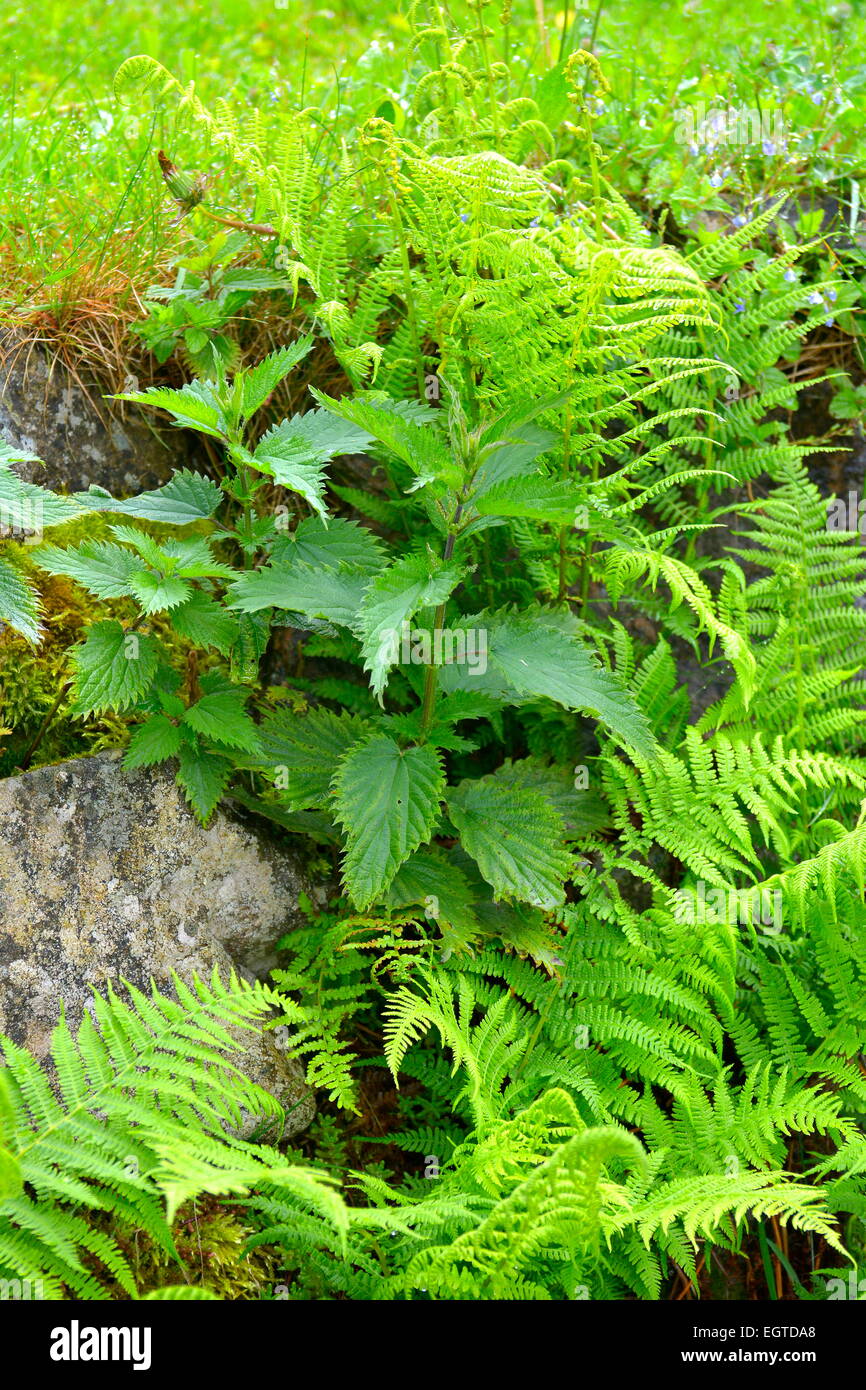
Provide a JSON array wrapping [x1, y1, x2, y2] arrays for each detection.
[[0, 750, 317, 1137]]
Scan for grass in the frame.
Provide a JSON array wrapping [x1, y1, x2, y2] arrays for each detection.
[[2, 1, 865, 385]]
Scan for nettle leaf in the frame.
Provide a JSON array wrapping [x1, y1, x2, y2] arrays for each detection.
[[243, 707, 372, 810], [70, 621, 160, 715], [176, 743, 233, 822], [0, 441, 38, 468], [0, 557, 41, 642], [74, 470, 222, 525], [470, 426, 557, 496], [114, 381, 227, 438], [357, 553, 465, 701], [439, 608, 655, 759], [493, 758, 610, 837], [447, 775, 572, 909], [110, 524, 171, 571], [161, 537, 237, 579], [271, 516, 385, 573], [170, 591, 238, 655], [471, 476, 584, 525], [239, 339, 314, 418], [385, 849, 480, 941], [250, 408, 373, 518], [182, 679, 262, 754], [123, 714, 184, 769], [35, 541, 142, 599], [228, 559, 368, 628], [0, 465, 84, 529], [310, 389, 460, 489], [332, 735, 445, 909], [127, 571, 192, 615], [248, 442, 326, 519]]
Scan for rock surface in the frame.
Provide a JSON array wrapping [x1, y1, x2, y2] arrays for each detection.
[[0, 751, 316, 1136], [0, 331, 188, 495]]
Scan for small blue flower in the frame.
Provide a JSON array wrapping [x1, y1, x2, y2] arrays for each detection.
[[732, 214, 747, 228], [811, 90, 823, 106], [808, 290, 823, 305], [459, 212, 469, 223], [784, 268, 797, 282], [734, 300, 746, 313], [825, 317, 835, 327], [709, 172, 725, 189], [762, 139, 775, 156], [529, 217, 540, 228], [826, 287, 838, 302]]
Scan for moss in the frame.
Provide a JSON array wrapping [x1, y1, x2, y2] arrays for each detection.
[[0, 514, 207, 777], [0, 546, 128, 776], [107, 1200, 283, 1301]]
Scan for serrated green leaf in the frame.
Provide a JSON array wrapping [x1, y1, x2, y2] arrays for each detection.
[[271, 515, 385, 573], [447, 775, 572, 909], [310, 389, 460, 488], [128, 570, 192, 614], [35, 541, 142, 598], [250, 409, 373, 518], [74, 470, 222, 525], [241, 707, 372, 809], [357, 553, 465, 701], [332, 736, 445, 909], [228, 559, 368, 627], [0, 557, 41, 642], [114, 381, 226, 438], [385, 849, 480, 941], [472, 476, 584, 524], [70, 621, 160, 715], [493, 758, 610, 837], [239, 339, 313, 418], [123, 714, 184, 768], [0, 465, 84, 529], [170, 591, 238, 655], [230, 611, 271, 682], [182, 685, 262, 753], [176, 743, 233, 822], [439, 608, 655, 758], [162, 537, 237, 579]]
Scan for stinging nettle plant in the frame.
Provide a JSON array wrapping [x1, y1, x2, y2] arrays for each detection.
[[28, 347, 656, 957]]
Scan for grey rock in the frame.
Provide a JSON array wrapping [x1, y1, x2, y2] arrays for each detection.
[[0, 751, 316, 1137], [0, 331, 189, 495]]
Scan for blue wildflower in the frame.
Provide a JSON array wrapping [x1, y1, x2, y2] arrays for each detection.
[[732, 214, 747, 228], [762, 140, 775, 156], [808, 291, 823, 305], [784, 268, 797, 282], [709, 172, 725, 189], [826, 288, 837, 302], [734, 300, 746, 312]]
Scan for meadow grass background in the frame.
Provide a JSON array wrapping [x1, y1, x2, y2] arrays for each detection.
[[1, 0, 864, 362]]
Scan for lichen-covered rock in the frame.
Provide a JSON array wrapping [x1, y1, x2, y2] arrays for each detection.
[[0, 751, 316, 1136], [0, 331, 188, 495]]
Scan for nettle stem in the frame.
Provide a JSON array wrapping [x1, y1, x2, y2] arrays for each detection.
[[419, 515, 461, 738]]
